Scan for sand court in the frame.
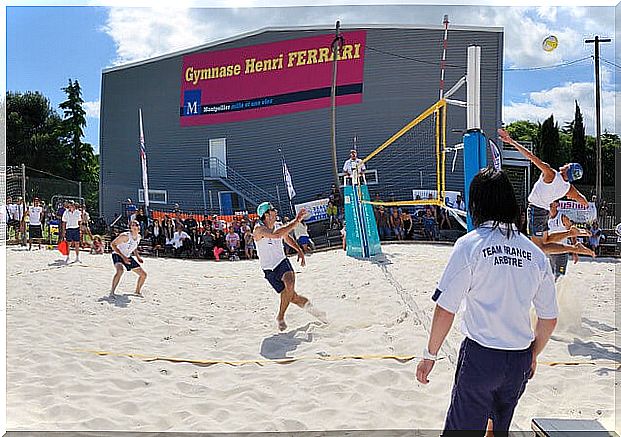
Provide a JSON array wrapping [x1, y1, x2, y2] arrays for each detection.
[[6, 244, 618, 432]]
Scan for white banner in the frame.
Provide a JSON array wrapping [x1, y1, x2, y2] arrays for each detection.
[[558, 201, 597, 224], [294, 198, 329, 223], [412, 189, 465, 210]]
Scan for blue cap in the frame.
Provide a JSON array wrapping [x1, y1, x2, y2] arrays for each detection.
[[567, 163, 583, 182], [257, 202, 275, 218]]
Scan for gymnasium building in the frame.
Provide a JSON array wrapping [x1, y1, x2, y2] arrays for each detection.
[[99, 24, 504, 222]]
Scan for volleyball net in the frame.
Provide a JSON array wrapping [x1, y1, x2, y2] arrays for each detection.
[[361, 99, 447, 208]]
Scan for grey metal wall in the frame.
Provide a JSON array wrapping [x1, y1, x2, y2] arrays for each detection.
[[100, 26, 503, 221]]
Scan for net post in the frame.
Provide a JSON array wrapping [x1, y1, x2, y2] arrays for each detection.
[[463, 45, 485, 231]]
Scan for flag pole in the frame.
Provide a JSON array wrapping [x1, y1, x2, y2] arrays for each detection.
[[139, 108, 150, 218]]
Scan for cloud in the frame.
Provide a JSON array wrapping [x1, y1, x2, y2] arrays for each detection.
[[503, 82, 616, 135], [101, 5, 613, 69], [83, 100, 100, 119]]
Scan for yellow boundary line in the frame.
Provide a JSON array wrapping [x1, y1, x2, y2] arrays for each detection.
[[76, 349, 620, 368]]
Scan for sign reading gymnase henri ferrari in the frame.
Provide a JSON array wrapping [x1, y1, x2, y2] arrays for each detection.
[[180, 31, 366, 126]]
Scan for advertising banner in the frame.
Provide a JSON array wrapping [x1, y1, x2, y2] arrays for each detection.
[[294, 198, 329, 224], [180, 31, 366, 126], [558, 201, 597, 224]]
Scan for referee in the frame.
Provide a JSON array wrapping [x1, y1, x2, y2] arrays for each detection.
[[416, 168, 558, 436]]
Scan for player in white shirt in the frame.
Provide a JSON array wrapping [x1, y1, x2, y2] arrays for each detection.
[[546, 200, 578, 280], [498, 129, 593, 257], [61, 200, 82, 263], [110, 220, 147, 297], [342, 149, 366, 184], [26, 197, 44, 250], [253, 202, 326, 331], [416, 168, 558, 435]]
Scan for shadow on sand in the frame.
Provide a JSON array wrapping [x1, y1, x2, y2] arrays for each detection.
[[260, 322, 318, 360]]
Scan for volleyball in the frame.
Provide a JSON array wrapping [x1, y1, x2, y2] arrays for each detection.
[[615, 222, 621, 237], [542, 35, 559, 52]]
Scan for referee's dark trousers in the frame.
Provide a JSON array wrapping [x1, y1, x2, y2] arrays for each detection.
[[442, 337, 533, 437]]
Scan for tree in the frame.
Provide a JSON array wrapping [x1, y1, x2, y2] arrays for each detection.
[[505, 120, 540, 147], [570, 101, 587, 180], [59, 79, 87, 181], [601, 132, 620, 186], [538, 115, 561, 170], [6, 91, 68, 173]]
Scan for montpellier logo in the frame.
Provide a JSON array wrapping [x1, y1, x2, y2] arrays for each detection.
[[183, 90, 201, 115]]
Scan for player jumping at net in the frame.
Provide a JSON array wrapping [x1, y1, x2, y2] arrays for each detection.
[[253, 202, 327, 331], [498, 128, 594, 257], [109, 220, 147, 298]]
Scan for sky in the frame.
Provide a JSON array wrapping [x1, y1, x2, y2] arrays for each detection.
[[4, 1, 619, 155]]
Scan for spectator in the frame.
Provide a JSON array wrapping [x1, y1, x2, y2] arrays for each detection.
[[26, 197, 44, 250], [589, 221, 603, 255], [213, 229, 227, 261], [327, 200, 339, 230], [135, 208, 148, 236], [226, 226, 241, 261], [80, 205, 94, 248], [163, 215, 175, 246], [293, 219, 312, 253], [149, 219, 165, 255], [61, 200, 82, 263], [421, 206, 438, 241], [6, 196, 19, 242], [91, 235, 104, 255], [391, 208, 404, 240], [185, 215, 199, 248], [172, 223, 192, 257], [455, 194, 466, 211], [343, 149, 366, 183], [341, 221, 347, 251], [402, 208, 414, 240], [376, 206, 391, 240], [125, 198, 137, 221], [201, 228, 215, 259], [244, 226, 255, 259], [439, 206, 452, 230]]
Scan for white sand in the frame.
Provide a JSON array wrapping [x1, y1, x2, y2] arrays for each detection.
[[6, 244, 618, 432]]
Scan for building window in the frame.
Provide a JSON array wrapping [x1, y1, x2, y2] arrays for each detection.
[[138, 189, 167, 204]]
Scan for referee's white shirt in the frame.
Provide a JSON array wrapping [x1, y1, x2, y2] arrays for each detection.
[[434, 221, 558, 350]]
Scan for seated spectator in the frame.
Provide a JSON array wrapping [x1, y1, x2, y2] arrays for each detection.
[[401, 208, 413, 240], [226, 226, 241, 261], [294, 219, 312, 253], [91, 235, 104, 254], [244, 227, 255, 259], [455, 194, 466, 211], [391, 208, 404, 240], [201, 229, 215, 259], [135, 208, 148, 235], [185, 215, 199, 247], [150, 219, 165, 255], [213, 230, 227, 261], [421, 206, 438, 241], [172, 224, 192, 257]]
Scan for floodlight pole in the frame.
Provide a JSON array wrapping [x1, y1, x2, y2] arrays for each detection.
[[330, 21, 344, 191], [585, 35, 611, 206]]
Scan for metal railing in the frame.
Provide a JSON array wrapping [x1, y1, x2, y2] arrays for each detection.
[[202, 157, 278, 207]]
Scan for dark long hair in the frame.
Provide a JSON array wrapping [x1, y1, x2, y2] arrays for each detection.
[[469, 167, 520, 237]]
